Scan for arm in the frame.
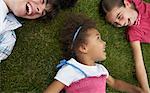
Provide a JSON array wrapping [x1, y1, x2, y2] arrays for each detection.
[[130, 41, 150, 93], [107, 75, 142, 93], [43, 80, 65, 93]]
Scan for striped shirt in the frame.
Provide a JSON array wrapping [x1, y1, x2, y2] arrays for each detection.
[[0, 0, 22, 62]]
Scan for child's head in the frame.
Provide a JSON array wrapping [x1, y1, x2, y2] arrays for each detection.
[[60, 14, 106, 62], [4, 0, 77, 19], [99, 0, 138, 27]]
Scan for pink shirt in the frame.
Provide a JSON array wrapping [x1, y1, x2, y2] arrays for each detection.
[[126, 0, 150, 43], [65, 76, 107, 93]]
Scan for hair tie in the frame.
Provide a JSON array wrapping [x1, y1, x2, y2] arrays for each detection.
[[71, 26, 82, 49]]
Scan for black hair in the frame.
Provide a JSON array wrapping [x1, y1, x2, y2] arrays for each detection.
[[99, 0, 124, 16], [59, 14, 96, 59], [43, 0, 78, 20]]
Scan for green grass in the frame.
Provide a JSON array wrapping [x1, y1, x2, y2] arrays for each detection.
[[0, 0, 150, 92]]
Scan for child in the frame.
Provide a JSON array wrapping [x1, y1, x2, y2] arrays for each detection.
[[99, 0, 150, 92], [44, 14, 149, 93], [0, 0, 78, 62]]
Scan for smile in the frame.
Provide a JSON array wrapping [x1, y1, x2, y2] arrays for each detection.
[[26, 2, 33, 15]]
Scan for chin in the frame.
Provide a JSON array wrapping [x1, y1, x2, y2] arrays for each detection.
[[14, 12, 23, 17], [100, 56, 107, 61]]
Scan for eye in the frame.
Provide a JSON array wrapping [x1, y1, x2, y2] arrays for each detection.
[[118, 16, 121, 19], [116, 12, 122, 20], [97, 36, 102, 40], [42, 11, 46, 16]]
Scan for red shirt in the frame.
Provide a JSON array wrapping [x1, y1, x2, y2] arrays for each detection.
[[126, 0, 150, 43]]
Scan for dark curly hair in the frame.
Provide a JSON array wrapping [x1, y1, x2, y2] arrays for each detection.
[[42, 0, 78, 20], [60, 14, 96, 59]]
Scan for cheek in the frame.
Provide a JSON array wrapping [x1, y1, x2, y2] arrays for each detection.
[[13, 7, 26, 17], [30, 14, 41, 19], [122, 14, 128, 19], [106, 16, 114, 24], [95, 46, 103, 55], [123, 10, 132, 18], [24, 14, 41, 19], [106, 12, 118, 23], [31, 0, 41, 3]]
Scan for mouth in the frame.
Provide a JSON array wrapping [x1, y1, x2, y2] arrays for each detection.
[[103, 48, 106, 54], [103, 48, 105, 52], [128, 18, 131, 26], [26, 2, 32, 15], [123, 19, 130, 26]]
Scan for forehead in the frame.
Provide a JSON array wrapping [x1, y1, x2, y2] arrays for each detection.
[[86, 28, 100, 38], [105, 7, 124, 23]]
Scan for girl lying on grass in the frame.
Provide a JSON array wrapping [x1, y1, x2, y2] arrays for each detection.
[[44, 14, 149, 93]]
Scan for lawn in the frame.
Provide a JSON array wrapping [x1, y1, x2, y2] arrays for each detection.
[[0, 0, 150, 93]]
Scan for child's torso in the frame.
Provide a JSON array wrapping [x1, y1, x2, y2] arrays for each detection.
[[65, 76, 107, 93], [127, 0, 150, 43], [55, 58, 109, 93]]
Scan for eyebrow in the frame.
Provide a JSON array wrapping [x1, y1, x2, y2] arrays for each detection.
[[96, 33, 100, 36], [116, 12, 121, 19], [96, 33, 100, 37], [112, 12, 121, 26]]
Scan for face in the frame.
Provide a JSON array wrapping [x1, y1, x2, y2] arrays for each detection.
[[86, 28, 106, 61], [105, 4, 138, 27], [6, 0, 51, 19]]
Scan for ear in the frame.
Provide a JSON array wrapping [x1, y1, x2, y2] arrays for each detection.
[[124, 0, 132, 8], [78, 44, 88, 54]]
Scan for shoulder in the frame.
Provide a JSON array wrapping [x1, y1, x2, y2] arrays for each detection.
[[127, 26, 140, 34], [132, 0, 143, 6], [0, 0, 9, 21], [96, 64, 109, 78], [126, 26, 142, 41], [54, 64, 80, 86], [96, 64, 107, 71], [57, 64, 78, 75]]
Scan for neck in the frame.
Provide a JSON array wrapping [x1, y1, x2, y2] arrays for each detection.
[[76, 54, 95, 66], [3, 0, 12, 12]]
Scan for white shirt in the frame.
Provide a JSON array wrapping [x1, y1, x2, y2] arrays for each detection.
[[0, 0, 22, 34], [0, 0, 22, 61], [55, 58, 109, 86]]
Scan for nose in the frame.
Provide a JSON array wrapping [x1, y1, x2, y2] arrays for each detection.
[[102, 41, 106, 49], [116, 19, 125, 27], [36, 4, 45, 14], [102, 40, 106, 46]]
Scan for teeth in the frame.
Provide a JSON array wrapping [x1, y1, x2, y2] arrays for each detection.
[[26, 3, 32, 15]]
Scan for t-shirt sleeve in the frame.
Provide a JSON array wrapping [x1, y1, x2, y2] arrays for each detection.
[[54, 65, 77, 86], [133, 0, 143, 6], [97, 64, 109, 78], [126, 27, 142, 42], [0, 0, 8, 33]]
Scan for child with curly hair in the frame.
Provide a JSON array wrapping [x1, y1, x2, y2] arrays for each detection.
[[44, 14, 149, 93]]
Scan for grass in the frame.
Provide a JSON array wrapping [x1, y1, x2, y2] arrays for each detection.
[[0, 0, 150, 92]]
